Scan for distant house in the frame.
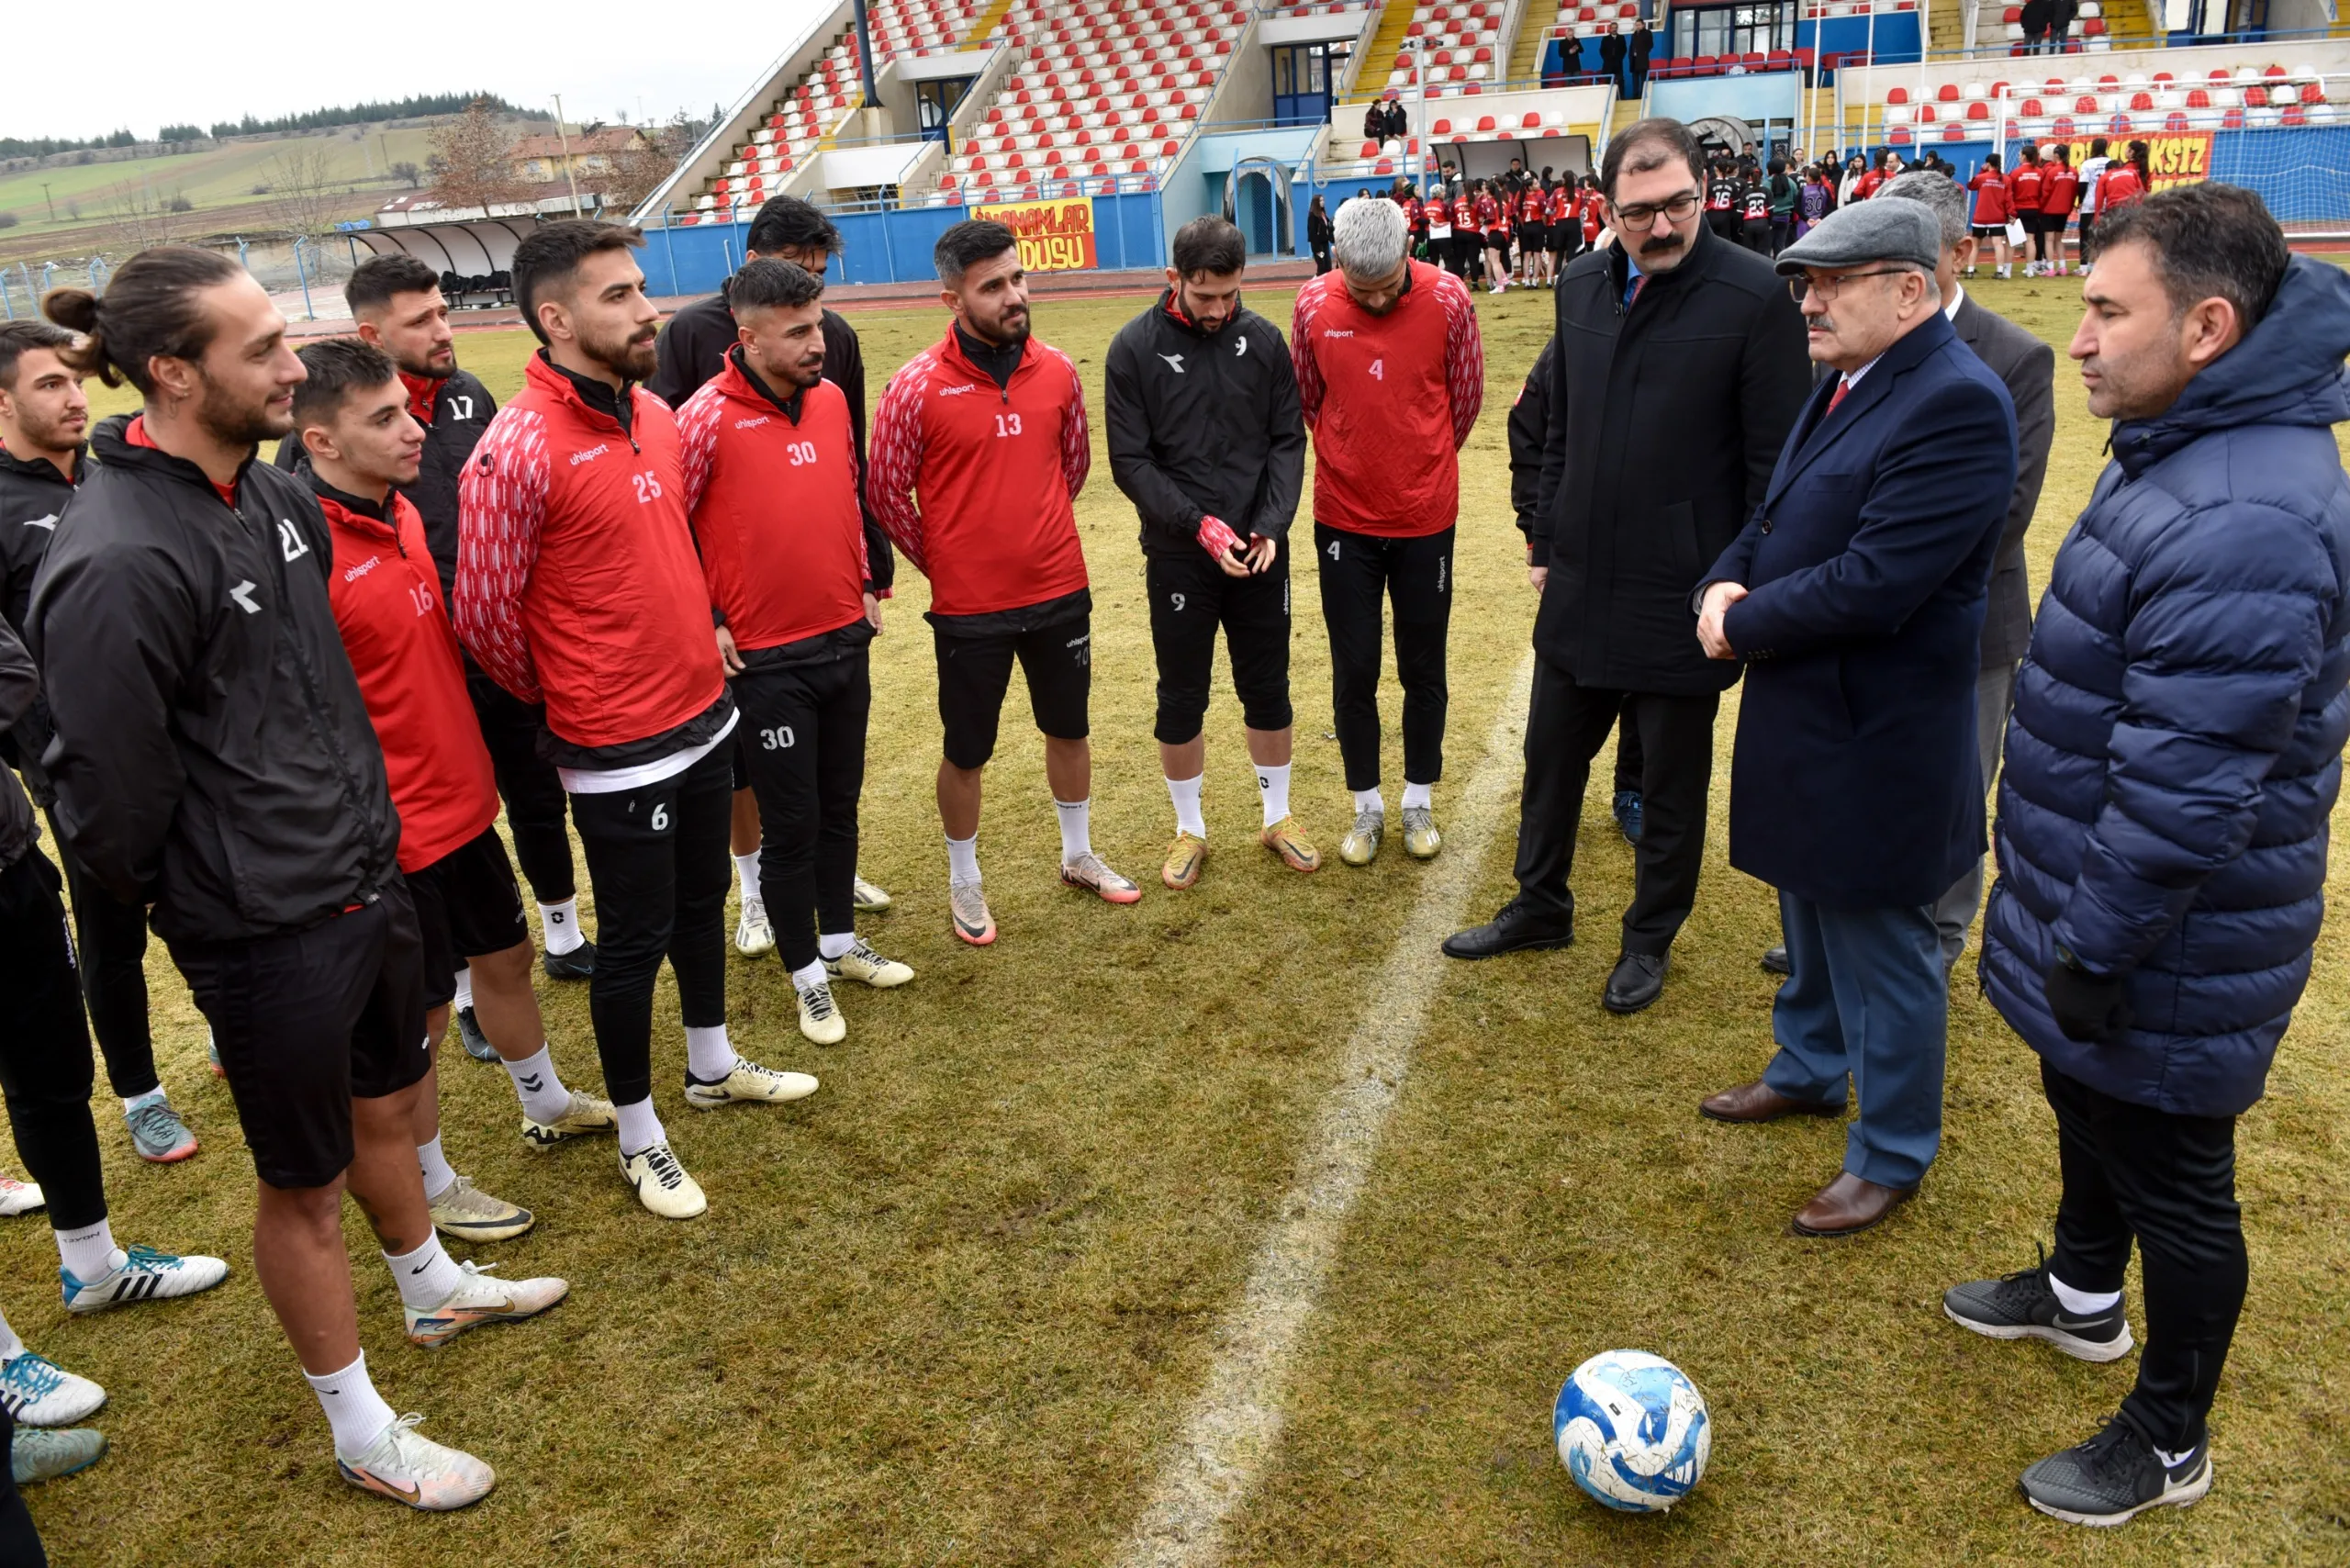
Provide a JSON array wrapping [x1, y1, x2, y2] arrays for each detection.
[[508, 127, 651, 185]]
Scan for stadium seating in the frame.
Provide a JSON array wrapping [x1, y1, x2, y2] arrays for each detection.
[[1384, 1, 1515, 95], [1870, 58, 2338, 140], [869, 0, 993, 58], [1975, 0, 2105, 53], [678, 28, 874, 223]]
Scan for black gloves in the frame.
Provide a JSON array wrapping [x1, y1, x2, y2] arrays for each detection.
[[2045, 952, 2132, 1045]]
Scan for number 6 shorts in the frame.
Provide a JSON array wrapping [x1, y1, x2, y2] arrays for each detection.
[[1145, 549, 1294, 746]]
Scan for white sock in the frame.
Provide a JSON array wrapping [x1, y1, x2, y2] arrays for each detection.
[[946, 833, 981, 887], [2048, 1272, 2122, 1316], [538, 898, 585, 956], [55, 1219, 121, 1283], [416, 1135, 457, 1202], [383, 1233, 464, 1312], [615, 1096, 665, 1158], [1054, 797, 1092, 865], [1167, 774, 1207, 838], [452, 967, 474, 1013], [684, 1025, 738, 1084], [790, 958, 828, 992], [305, 1350, 398, 1461], [121, 1087, 167, 1115], [1402, 780, 1433, 810], [1352, 787, 1385, 816], [0, 1308, 23, 1362], [818, 932, 856, 960], [501, 1044, 573, 1125], [733, 851, 763, 907], [1256, 761, 1292, 827]]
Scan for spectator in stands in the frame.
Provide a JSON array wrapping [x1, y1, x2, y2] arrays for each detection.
[[1385, 98, 1410, 141], [1695, 199, 2017, 1236], [1445, 118, 1808, 1016], [1362, 101, 1384, 145], [1961, 183, 2350, 1531], [1967, 152, 2016, 279], [1308, 195, 1334, 274], [2051, 0, 2079, 45], [1600, 25, 1628, 96], [1629, 21, 1654, 95], [2038, 144, 2079, 277], [2021, 0, 2053, 52], [2076, 137, 2112, 268]]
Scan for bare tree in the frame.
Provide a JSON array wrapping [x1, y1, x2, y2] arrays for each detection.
[[602, 116, 694, 213], [428, 99, 522, 211], [104, 176, 182, 250], [389, 161, 421, 188], [263, 141, 349, 248]]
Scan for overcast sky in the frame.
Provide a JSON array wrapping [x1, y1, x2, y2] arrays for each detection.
[[9, 0, 834, 142]]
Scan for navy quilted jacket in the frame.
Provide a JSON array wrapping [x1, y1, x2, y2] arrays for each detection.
[[1981, 255, 2350, 1115]]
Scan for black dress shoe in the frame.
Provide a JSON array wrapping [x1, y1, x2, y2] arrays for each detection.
[[1602, 951, 1668, 1013], [1760, 945, 1791, 976], [543, 938, 598, 981], [1440, 899, 1573, 959]]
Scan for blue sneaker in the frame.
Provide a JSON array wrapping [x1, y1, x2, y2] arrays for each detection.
[[1613, 789, 1644, 845], [62, 1243, 230, 1315], [124, 1096, 198, 1163], [455, 1006, 498, 1063], [11, 1427, 105, 1485]]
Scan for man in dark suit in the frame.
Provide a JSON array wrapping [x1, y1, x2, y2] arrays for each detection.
[[1443, 119, 1810, 1016], [1628, 21, 1655, 95], [1599, 27, 1628, 96], [1695, 200, 2018, 1237]]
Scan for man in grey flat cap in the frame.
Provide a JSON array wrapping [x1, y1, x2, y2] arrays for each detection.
[[1690, 198, 2019, 1238]]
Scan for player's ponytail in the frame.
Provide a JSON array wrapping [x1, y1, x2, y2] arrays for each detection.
[[41, 245, 242, 394]]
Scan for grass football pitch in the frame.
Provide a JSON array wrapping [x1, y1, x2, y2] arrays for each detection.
[[24, 274, 2350, 1565]]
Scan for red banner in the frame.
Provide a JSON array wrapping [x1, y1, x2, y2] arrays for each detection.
[[972, 196, 1100, 272]]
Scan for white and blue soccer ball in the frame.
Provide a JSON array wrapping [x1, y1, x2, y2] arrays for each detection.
[[1552, 1350, 1711, 1513]]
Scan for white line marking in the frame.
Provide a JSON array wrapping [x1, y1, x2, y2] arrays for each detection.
[[1114, 653, 1537, 1568]]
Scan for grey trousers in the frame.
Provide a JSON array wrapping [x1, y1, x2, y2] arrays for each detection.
[[1933, 660, 2019, 969]]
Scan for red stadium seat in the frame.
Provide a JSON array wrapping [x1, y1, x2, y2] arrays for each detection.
[[1887, 84, 1909, 104], [1942, 124, 1964, 140], [1888, 125, 1913, 143], [2165, 110, 2191, 129], [1477, 114, 1497, 130], [2130, 91, 2153, 109], [2052, 114, 2076, 135], [1936, 82, 1960, 100], [2222, 106, 2245, 128]]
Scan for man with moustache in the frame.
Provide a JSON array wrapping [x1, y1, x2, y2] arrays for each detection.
[[1446, 118, 1809, 1022]]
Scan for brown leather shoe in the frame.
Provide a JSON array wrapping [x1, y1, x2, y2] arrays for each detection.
[[1792, 1172, 1915, 1237], [1697, 1079, 1844, 1124]]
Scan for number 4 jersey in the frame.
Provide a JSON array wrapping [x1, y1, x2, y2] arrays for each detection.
[[676, 348, 872, 655]]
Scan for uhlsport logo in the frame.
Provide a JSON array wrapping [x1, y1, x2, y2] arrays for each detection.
[[734, 415, 772, 431], [569, 442, 610, 467], [936, 383, 979, 397], [342, 555, 382, 583]]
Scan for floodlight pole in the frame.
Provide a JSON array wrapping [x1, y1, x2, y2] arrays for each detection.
[[552, 95, 586, 218]]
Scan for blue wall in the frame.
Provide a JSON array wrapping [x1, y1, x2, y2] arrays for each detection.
[[1649, 73, 1802, 125]]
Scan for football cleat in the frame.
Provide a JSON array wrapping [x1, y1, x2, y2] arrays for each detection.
[[542, 939, 597, 981], [950, 881, 997, 946], [734, 898, 775, 958], [207, 1029, 224, 1078], [62, 1243, 229, 1315], [404, 1261, 569, 1349], [685, 1059, 820, 1109], [455, 1005, 498, 1063], [124, 1098, 198, 1163], [520, 1089, 620, 1150], [824, 939, 913, 989], [0, 1177, 45, 1218], [1061, 852, 1142, 905], [620, 1142, 707, 1220], [11, 1427, 105, 1486], [1401, 804, 1442, 859], [1259, 816, 1321, 873], [794, 980, 847, 1047], [426, 1176, 535, 1244], [852, 875, 894, 913], [336, 1414, 495, 1511], [1161, 832, 1206, 890], [1338, 807, 1383, 867], [0, 1352, 106, 1428]]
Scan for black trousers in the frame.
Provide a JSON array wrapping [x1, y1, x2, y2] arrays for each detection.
[[0, 1409, 44, 1568], [1314, 522, 1452, 793], [1311, 243, 1332, 274], [41, 809, 158, 1101], [466, 670, 577, 905], [2043, 1059, 2245, 1451], [735, 652, 870, 973], [0, 851, 106, 1231], [569, 745, 733, 1106], [1612, 705, 1642, 794], [1510, 659, 1717, 955]]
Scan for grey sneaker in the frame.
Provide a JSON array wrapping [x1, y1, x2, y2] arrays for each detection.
[[2020, 1414, 2211, 1527], [852, 875, 894, 913], [1944, 1247, 2133, 1362], [1338, 808, 1384, 867], [1401, 804, 1442, 859], [455, 1005, 498, 1063], [426, 1175, 534, 1244], [124, 1098, 198, 1163], [11, 1426, 105, 1485]]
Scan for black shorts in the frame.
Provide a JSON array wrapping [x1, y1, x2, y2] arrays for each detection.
[[1971, 224, 2006, 241], [1484, 230, 1512, 251], [1147, 548, 1293, 745], [1551, 225, 1579, 253], [934, 612, 1091, 769], [169, 884, 431, 1189], [407, 826, 530, 1006], [1519, 221, 1549, 251]]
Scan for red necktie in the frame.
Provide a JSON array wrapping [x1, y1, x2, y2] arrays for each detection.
[[1827, 377, 1852, 415], [1627, 274, 1645, 308]]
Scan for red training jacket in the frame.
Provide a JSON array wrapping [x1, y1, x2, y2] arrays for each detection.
[[2009, 163, 2045, 212], [866, 327, 1091, 618], [1290, 260, 1483, 537], [319, 487, 498, 872], [2041, 165, 2079, 215], [677, 351, 868, 651], [453, 353, 724, 749], [2098, 163, 2145, 208], [1967, 169, 2013, 226]]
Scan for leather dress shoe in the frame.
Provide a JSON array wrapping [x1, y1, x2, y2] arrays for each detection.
[[1792, 1171, 1916, 1237], [1440, 899, 1573, 960], [1697, 1079, 1844, 1124], [1760, 945, 1791, 976], [1602, 951, 1668, 1014]]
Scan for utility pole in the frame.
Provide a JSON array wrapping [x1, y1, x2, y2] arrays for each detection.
[[552, 94, 586, 217], [40, 184, 54, 222]]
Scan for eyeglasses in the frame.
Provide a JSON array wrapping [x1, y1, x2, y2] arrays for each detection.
[[1608, 192, 1700, 230], [1787, 267, 1912, 304]]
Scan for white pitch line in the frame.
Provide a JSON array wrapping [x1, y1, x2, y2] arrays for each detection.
[[1113, 652, 1537, 1568]]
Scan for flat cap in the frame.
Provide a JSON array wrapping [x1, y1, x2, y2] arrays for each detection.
[[1774, 199, 1942, 276]]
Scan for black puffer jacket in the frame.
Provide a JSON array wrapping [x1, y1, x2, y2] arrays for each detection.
[[29, 416, 399, 943], [0, 443, 77, 802], [1104, 292, 1305, 556], [0, 619, 38, 872]]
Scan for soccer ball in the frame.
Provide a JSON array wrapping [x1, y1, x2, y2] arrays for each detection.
[[1552, 1350, 1711, 1513]]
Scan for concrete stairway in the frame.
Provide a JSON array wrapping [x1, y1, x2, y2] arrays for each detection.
[[1347, 0, 1418, 101]]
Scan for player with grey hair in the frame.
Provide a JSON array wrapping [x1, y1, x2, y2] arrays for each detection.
[[1331, 195, 1409, 280]]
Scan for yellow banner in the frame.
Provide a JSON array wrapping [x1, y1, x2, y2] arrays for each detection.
[[2036, 129, 2214, 191], [972, 196, 1100, 272]]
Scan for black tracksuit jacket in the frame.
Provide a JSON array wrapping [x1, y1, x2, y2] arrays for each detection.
[[1508, 335, 1559, 542], [647, 283, 895, 593], [1103, 293, 1305, 557], [0, 443, 77, 803], [28, 416, 399, 944]]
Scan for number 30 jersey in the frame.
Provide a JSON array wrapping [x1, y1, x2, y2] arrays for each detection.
[[677, 348, 870, 655], [1290, 261, 1484, 539], [867, 325, 1091, 619]]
